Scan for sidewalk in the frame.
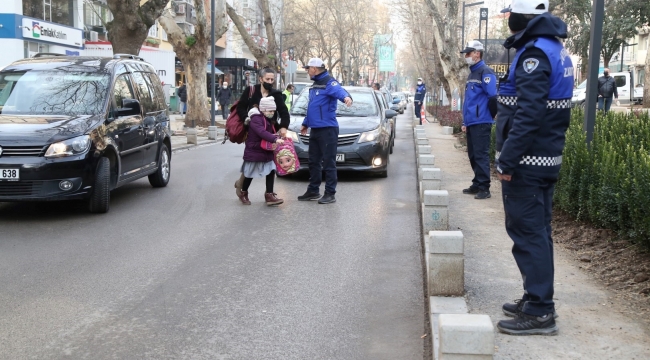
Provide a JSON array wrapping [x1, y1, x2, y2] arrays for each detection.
[[168, 114, 223, 152], [422, 121, 650, 358]]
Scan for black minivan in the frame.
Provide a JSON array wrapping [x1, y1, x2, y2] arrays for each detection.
[[0, 54, 172, 213]]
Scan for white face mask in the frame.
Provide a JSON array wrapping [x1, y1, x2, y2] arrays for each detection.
[[222, 85, 227, 89], [465, 57, 477, 66], [263, 111, 275, 119], [417, 81, 422, 85]]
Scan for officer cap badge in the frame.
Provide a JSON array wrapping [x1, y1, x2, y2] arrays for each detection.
[[523, 58, 539, 73]]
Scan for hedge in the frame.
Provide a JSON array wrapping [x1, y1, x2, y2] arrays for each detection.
[[426, 105, 463, 133], [555, 110, 650, 248]]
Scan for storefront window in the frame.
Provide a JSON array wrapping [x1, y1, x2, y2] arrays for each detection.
[[24, 41, 49, 58], [23, 0, 74, 28]]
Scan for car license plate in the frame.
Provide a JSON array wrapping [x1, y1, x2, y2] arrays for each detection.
[[336, 154, 345, 163], [0, 168, 19, 181]]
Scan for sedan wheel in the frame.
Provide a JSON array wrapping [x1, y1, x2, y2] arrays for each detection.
[[149, 144, 171, 187], [88, 157, 110, 213]]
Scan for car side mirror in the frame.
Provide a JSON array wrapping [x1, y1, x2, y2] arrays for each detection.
[[117, 99, 141, 117], [385, 109, 398, 118], [392, 98, 400, 104]]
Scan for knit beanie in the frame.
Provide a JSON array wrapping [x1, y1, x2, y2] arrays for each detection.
[[259, 96, 277, 111]]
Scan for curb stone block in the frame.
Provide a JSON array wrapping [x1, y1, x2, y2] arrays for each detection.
[[438, 314, 494, 359], [186, 128, 198, 145], [431, 297, 468, 315], [420, 180, 442, 198], [417, 138, 429, 145], [428, 231, 464, 296], [419, 167, 442, 181], [418, 145, 432, 154], [418, 154, 435, 167], [429, 231, 464, 254], [442, 126, 454, 135], [422, 190, 449, 233]]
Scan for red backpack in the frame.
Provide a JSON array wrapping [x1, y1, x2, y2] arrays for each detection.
[[225, 85, 255, 144]]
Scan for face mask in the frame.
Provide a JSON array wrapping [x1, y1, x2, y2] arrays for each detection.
[[262, 82, 273, 90], [222, 85, 227, 89], [417, 81, 422, 85], [465, 57, 477, 66], [263, 111, 275, 118], [508, 12, 531, 33]]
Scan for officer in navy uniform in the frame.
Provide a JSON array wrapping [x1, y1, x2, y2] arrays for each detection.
[[460, 40, 497, 200], [414, 78, 426, 124], [495, 0, 573, 336]]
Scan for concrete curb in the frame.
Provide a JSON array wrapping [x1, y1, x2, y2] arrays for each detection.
[[171, 139, 221, 153], [413, 121, 495, 359]]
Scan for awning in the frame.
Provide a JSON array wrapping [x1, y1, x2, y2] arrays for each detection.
[[206, 64, 224, 75]]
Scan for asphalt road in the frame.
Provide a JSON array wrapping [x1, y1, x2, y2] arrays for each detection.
[[0, 110, 427, 359]]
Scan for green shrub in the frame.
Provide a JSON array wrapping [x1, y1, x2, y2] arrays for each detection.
[[555, 110, 650, 248]]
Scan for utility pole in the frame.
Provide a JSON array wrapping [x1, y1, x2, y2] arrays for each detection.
[[584, 0, 604, 145], [208, 0, 217, 140]]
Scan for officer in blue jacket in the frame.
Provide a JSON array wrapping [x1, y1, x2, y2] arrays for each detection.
[[298, 58, 352, 204], [495, 0, 573, 336], [414, 78, 426, 124], [460, 40, 497, 200]]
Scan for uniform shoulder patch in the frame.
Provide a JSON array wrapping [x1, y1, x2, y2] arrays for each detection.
[[483, 76, 491, 84], [523, 58, 539, 73], [331, 81, 339, 86]]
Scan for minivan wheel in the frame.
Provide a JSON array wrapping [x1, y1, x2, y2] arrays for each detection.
[[149, 144, 170, 187], [88, 157, 110, 213]]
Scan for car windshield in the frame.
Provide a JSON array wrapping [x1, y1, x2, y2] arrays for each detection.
[[0, 70, 110, 116], [291, 90, 378, 117]]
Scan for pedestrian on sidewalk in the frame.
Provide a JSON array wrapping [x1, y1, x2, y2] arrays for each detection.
[[235, 97, 285, 206], [460, 40, 497, 200], [282, 84, 294, 112], [597, 68, 618, 113], [414, 78, 426, 125], [217, 81, 233, 119], [178, 82, 188, 115], [298, 58, 353, 204], [495, 0, 573, 336]]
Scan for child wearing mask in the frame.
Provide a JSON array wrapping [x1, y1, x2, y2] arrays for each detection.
[[235, 97, 285, 206]]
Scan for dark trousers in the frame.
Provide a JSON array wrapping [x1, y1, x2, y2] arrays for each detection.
[[308, 127, 339, 195], [598, 97, 613, 112], [220, 102, 228, 119], [501, 173, 556, 316], [414, 101, 423, 125], [466, 123, 492, 191]]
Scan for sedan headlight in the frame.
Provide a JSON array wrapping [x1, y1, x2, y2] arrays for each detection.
[[45, 135, 91, 158], [358, 128, 380, 143], [286, 130, 299, 142]]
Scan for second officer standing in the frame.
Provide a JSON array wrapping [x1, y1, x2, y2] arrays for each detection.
[[460, 40, 498, 200]]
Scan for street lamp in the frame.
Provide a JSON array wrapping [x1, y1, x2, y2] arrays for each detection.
[[457, 1, 485, 49], [209, 0, 216, 137], [619, 41, 638, 72]]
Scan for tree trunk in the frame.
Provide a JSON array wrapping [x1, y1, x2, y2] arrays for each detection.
[[643, 50, 650, 109], [106, 0, 169, 55], [159, 0, 228, 128], [423, 0, 467, 104]]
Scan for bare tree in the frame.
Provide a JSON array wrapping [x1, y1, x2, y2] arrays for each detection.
[[159, 0, 228, 127], [423, 0, 467, 100], [105, 0, 170, 55], [226, 0, 279, 69]]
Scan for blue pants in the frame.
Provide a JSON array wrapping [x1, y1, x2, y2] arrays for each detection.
[[414, 101, 423, 125], [308, 127, 339, 194], [466, 123, 492, 191], [501, 173, 556, 316], [598, 97, 613, 112]]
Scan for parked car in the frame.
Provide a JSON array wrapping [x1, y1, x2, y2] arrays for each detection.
[[287, 86, 397, 177], [0, 53, 172, 213], [292, 82, 311, 98], [376, 90, 396, 155], [392, 92, 407, 114]]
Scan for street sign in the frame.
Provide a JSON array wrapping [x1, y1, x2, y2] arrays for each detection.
[[480, 8, 488, 20]]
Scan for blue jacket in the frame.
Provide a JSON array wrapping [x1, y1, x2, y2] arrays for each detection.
[[414, 84, 426, 103], [302, 71, 351, 129], [495, 12, 574, 179], [463, 60, 497, 126]]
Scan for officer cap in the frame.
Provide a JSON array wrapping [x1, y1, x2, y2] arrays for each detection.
[[460, 40, 484, 54], [501, 0, 549, 14]]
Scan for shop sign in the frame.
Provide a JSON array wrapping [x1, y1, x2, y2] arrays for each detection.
[[22, 18, 83, 48]]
